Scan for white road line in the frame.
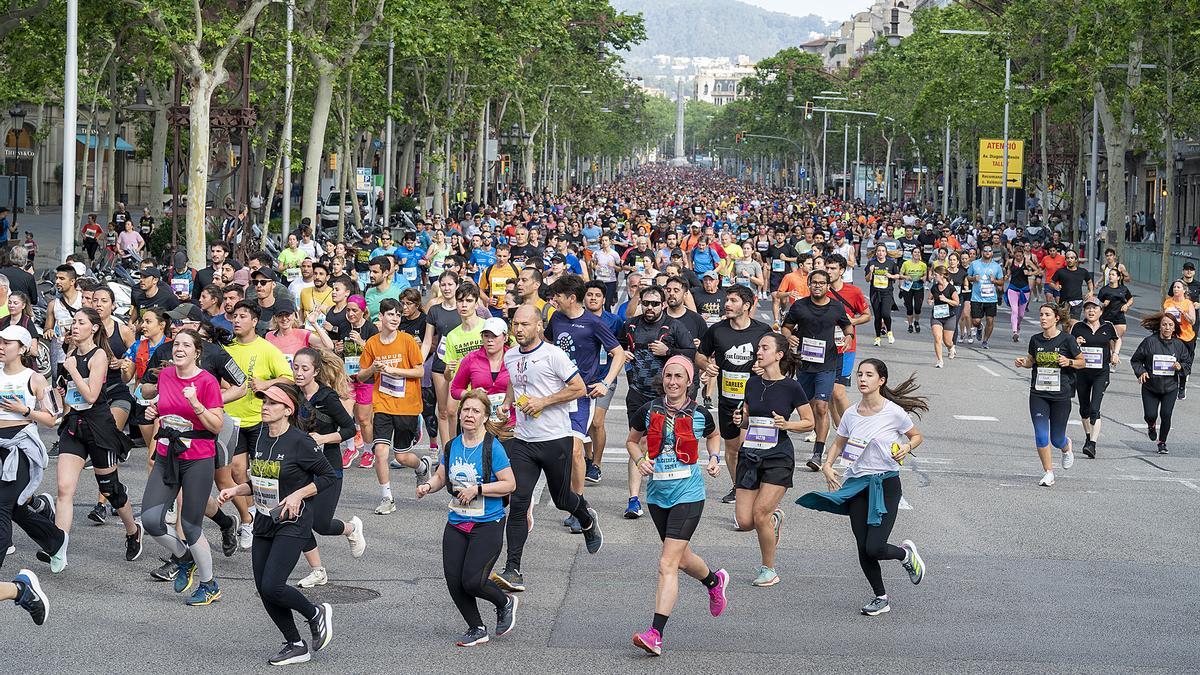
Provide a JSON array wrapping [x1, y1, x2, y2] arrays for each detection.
[[953, 415, 999, 422], [1124, 422, 1149, 429], [977, 364, 1001, 377], [1067, 420, 1082, 426]]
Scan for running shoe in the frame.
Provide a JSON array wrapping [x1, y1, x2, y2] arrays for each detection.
[[965, 334, 974, 344], [186, 579, 221, 606], [490, 567, 525, 592], [901, 539, 924, 584], [12, 568, 48, 625], [1147, 423, 1157, 441], [721, 488, 736, 504], [887, 331, 895, 344], [934, 360, 943, 368], [1012, 332, 1020, 343], [581, 508, 603, 554], [456, 626, 489, 647], [87, 502, 107, 525], [708, 568, 729, 617], [389, 457, 403, 470], [308, 602, 333, 652], [624, 496, 643, 519], [1158, 441, 1168, 455], [752, 566, 780, 587], [861, 596, 890, 616], [416, 455, 437, 481], [1038, 471, 1055, 487], [1061, 446, 1075, 470], [341, 446, 359, 469], [220, 518, 239, 557], [174, 559, 196, 593], [48, 534, 68, 574], [83, 457, 92, 470], [948, 346, 957, 359], [980, 340, 989, 350], [346, 516, 366, 558], [5, 544, 13, 555], [873, 337, 882, 347], [496, 595, 518, 636], [976, 327, 984, 342], [564, 515, 582, 533], [48, 441, 59, 458], [374, 497, 396, 515], [771, 508, 784, 544], [1082, 440, 1096, 459], [125, 523, 144, 561], [807, 450, 822, 472], [297, 567, 328, 588], [30, 492, 54, 517], [585, 462, 602, 484], [1179, 388, 1187, 401], [151, 557, 178, 582], [632, 627, 662, 656], [358, 450, 375, 469], [165, 501, 177, 525], [238, 523, 254, 549], [269, 641, 311, 665], [914, 323, 920, 333], [907, 324, 913, 334]]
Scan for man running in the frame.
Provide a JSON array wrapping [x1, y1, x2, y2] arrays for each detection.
[[967, 246, 1005, 349]]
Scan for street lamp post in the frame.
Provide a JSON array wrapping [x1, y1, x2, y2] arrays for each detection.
[[8, 105, 26, 230], [62, 0, 78, 262]]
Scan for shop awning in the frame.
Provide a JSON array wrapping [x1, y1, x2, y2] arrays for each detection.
[[76, 134, 135, 151]]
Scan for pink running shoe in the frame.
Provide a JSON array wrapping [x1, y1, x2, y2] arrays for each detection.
[[708, 568, 729, 617], [341, 446, 359, 469], [358, 450, 375, 469], [632, 627, 662, 656]]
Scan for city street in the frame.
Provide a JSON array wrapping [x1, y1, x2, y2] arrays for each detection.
[[3, 283, 1196, 673]]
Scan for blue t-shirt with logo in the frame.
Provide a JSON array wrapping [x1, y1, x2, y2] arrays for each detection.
[[593, 310, 624, 382], [632, 400, 715, 508], [445, 435, 510, 524], [396, 245, 425, 284], [547, 309, 619, 385], [967, 260, 1004, 303]]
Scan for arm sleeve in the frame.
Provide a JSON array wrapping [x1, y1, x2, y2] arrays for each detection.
[[1129, 340, 1148, 378], [328, 393, 355, 443]]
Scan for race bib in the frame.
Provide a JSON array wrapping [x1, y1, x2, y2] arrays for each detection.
[[843, 435, 867, 463], [1152, 354, 1176, 377], [380, 372, 406, 397], [488, 393, 506, 421], [720, 371, 749, 400], [1068, 299, 1083, 307], [250, 474, 280, 510], [933, 304, 950, 319], [65, 383, 91, 410], [743, 416, 779, 450], [800, 337, 826, 363], [344, 355, 361, 376], [979, 282, 996, 301], [771, 259, 785, 272], [872, 273, 889, 289], [285, 267, 300, 283], [170, 278, 190, 295], [900, 279, 913, 292], [159, 414, 194, 449], [490, 277, 507, 299], [1080, 346, 1103, 369], [404, 267, 418, 281], [1035, 367, 1060, 392], [652, 467, 691, 481], [448, 480, 485, 517], [833, 326, 846, 348]]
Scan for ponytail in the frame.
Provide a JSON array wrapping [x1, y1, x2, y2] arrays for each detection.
[[858, 357, 928, 418]]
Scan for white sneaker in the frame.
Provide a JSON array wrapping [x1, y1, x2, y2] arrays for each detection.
[[5, 544, 13, 555], [346, 516, 366, 558], [948, 346, 957, 359], [237, 523, 253, 550], [934, 360, 943, 368], [165, 501, 177, 525], [886, 331, 895, 344], [297, 566, 328, 588], [1062, 449, 1075, 470], [374, 497, 396, 515], [1038, 471, 1055, 487]]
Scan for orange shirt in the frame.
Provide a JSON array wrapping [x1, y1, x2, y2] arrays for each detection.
[[1163, 298, 1196, 342], [776, 270, 808, 303], [361, 330, 424, 415], [1041, 253, 1067, 285]]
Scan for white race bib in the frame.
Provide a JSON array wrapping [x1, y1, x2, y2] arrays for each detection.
[[170, 278, 190, 295], [250, 474, 280, 510], [1035, 367, 1060, 392], [720, 370, 750, 400], [404, 267, 418, 281], [933, 304, 950, 319], [65, 383, 91, 410], [743, 416, 779, 450], [771, 259, 785, 272], [159, 414, 193, 449], [488, 393, 506, 421], [1081, 346, 1103, 369], [285, 267, 300, 283], [1152, 354, 1177, 377], [380, 372, 406, 398], [448, 480, 485, 517], [979, 282, 996, 301], [652, 467, 691, 481], [800, 337, 826, 363], [843, 436, 867, 463]]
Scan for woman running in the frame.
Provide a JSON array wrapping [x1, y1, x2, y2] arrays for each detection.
[[217, 382, 336, 666], [864, 244, 900, 346], [953, 250, 973, 343], [141, 328, 225, 605], [898, 253, 927, 334], [624, 356, 728, 656], [1096, 267, 1134, 347], [928, 264, 960, 367], [1005, 245, 1038, 342], [450, 317, 511, 422], [1071, 298, 1120, 459], [340, 295, 377, 468], [53, 307, 140, 565], [730, 333, 814, 587], [292, 347, 365, 588], [416, 389, 517, 647], [797, 357, 927, 616], [427, 272, 463, 452], [266, 310, 330, 362], [1013, 304, 1085, 486], [1162, 280, 1196, 399], [424, 230, 450, 283], [1130, 312, 1192, 454], [122, 307, 171, 462], [441, 282, 485, 441]]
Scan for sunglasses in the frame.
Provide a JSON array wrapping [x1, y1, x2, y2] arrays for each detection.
[[253, 279, 270, 285], [641, 300, 663, 307]]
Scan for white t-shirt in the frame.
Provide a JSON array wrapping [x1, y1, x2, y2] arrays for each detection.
[[504, 341, 580, 442], [833, 242, 855, 281], [835, 399, 914, 479]]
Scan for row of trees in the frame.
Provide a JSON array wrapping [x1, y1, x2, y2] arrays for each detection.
[[0, 0, 673, 263], [688, 0, 1198, 287]]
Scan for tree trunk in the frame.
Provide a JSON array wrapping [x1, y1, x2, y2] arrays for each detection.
[[260, 145, 283, 250], [473, 100, 486, 205], [146, 79, 169, 221], [399, 133, 413, 196], [29, 103, 43, 214], [186, 73, 220, 268], [103, 58, 118, 216], [1040, 103, 1050, 227], [1072, 106, 1086, 245], [1159, 32, 1176, 294], [301, 66, 335, 225]]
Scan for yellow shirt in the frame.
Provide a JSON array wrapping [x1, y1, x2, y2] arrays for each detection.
[[300, 285, 334, 315], [224, 337, 294, 427]]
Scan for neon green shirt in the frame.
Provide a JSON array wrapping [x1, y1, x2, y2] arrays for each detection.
[[224, 337, 294, 427]]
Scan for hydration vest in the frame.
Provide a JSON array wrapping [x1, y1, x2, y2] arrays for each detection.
[[645, 399, 699, 465]]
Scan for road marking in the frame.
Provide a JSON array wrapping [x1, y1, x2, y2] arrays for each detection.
[[953, 415, 998, 422], [977, 364, 1001, 377], [1067, 420, 1082, 426], [1124, 422, 1149, 429]]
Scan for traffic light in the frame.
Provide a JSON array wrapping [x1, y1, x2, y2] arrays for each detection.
[[804, 101, 814, 120], [735, 132, 745, 143]]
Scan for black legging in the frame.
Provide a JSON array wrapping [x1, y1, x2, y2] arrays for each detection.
[[1142, 388, 1178, 442], [1182, 339, 1196, 391], [504, 438, 593, 571], [603, 281, 618, 310], [421, 378, 439, 442], [443, 519, 508, 629], [846, 474, 905, 597], [902, 289, 925, 317], [1075, 371, 1109, 425], [870, 291, 893, 336], [0, 446, 65, 570], [253, 533, 318, 643], [302, 477, 345, 553]]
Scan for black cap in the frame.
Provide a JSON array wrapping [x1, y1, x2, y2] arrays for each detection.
[[1184, 261, 1196, 271], [251, 268, 278, 282], [166, 303, 204, 322], [140, 267, 161, 279]]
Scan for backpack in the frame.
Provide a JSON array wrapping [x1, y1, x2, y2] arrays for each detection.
[[443, 432, 509, 506]]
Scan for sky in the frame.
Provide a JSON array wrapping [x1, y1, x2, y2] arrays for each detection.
[[740, 0, 869, 22]]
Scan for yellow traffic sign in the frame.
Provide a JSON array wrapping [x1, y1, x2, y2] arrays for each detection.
[[977, 139, 1023, 188]]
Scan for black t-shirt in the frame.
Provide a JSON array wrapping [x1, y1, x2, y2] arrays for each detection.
[[671, 309, 708, 352], [303, 384, 356, 469], [331, 317, 378, 354], [692, 288, 725, 326], [698, 318, 773, 404], [865, 258, 899, 293], [948, 268, 969, 295], [509, 245, 539, 268], [1096, 284, 1132, 323], [0, 265, 36, 301], [143, 341, 245, 388], [782, 297, 851, 373], [138, 285, 181, 313], [929, 280, 958, 314], [249, 425, 337, 539], [398, 312, 427, 344], [1026, 331, 1081, 400], [1071, 321, 1118, 375], [324, 306, 351, 343], [742, 376, 810, 459], [766, 244, 791, 276], [1052, 266, 1091, 303], [139, 215, 154, 237]]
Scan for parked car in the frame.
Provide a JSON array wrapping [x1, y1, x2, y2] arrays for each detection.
[[319, 190, 371, 227]]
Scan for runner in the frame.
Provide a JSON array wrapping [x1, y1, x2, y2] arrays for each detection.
[[898, 252, 927, 334], [480, 245, 519, 317], [825, 254, 870, 432], [1130, 312, 1192, 454], [927, 265, 960, 367], [216, 383, 335, 665], [966, 246, 1004, 349], [442, 282, 486, 445], [416, 389, 517, 647], [1005, 245, 1039, 342], [490, 304, 602, 593], [1162, 280, 1196, 399], [292, 347, 366, 588], [1049, 250, 1092, 323], [140, 329, 224, 605], [582, 281, 624, 482], [730, 333, 813, 587], [450, 317, 511, 420], [1013, 304, 1085, 486], [1071, 297, 1120, 459], [625, 356, 728, 657], [696, 285, 771, 506], [328, 293, 376, 469], [797, 357, 927, 616], [428, 272, 465, 453], [356, 298, 433, 515], [1096, 267, 1134, 347], [864, 244, 900, 346]]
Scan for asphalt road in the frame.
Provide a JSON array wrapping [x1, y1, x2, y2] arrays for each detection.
[[3, 274, 1198, 674]]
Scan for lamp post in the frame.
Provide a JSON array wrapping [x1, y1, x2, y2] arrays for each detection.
[[8, 105, 26, 231], [61, 0, 78, 262]]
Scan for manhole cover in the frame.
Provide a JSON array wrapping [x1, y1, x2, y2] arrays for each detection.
[[298, 584, 382, 604]]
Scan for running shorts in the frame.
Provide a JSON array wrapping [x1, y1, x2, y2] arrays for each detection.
[[971, 302, 997, 319], [372, 413, 420, 453], [648, 500, 704, 541], [735, 452, 795, 489], [796, 369, 836, 402]]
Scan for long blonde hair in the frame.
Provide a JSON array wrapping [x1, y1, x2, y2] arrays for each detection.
[[295, 347, 350, 399], [459, 388, 513, 440]]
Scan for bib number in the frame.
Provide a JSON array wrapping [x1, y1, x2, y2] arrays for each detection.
[[285, 268, 300, 283], [488, 393, 506, 421], [720, 371, 749, 400], [448, 480, 485, 517], [250, 474, 280, 511], [872, 273, 889, 289], [933, 304, 950, 319], [843, 436, 868, 463], [652, 467, 691, 481], [65, 383, 90, 410], [800, 337, 826, 363], [771, 259, 785, 272], [1035, 367, 1060, 392], [900, 279, 913, 292], [979, 282, 996, 301], [404, 267, 418, 281], [1152, 354, 1177, 377], [170, 278, 190, 295], [1080, 346, 1103, 369], [380, 372, 406, 398], [344, 355, 361, 376], [743, 416, 779, 450]]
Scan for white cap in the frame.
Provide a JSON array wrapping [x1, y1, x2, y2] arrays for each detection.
[[71, 261, 87, 277], [481, 317, 508, 336], [0, 325, 32, 348]]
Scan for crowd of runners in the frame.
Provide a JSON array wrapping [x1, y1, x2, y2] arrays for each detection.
[[0, 165, 1194, 660]]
